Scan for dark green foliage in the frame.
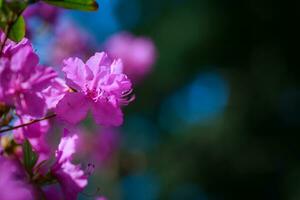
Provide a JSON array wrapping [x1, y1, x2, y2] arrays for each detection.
[[23, 139, 39, 174]]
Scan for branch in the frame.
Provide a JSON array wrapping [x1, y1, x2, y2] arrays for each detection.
[[0, 114, 56, 134]]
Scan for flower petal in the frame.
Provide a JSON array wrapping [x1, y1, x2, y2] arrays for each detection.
[[42, 77, 68, 109], [55, 92, 89, 124], [28, 65, 57, 91], [53, 161, 87, 200], [92, 100, 123, 126], [15, 92, 46, 117], [56, 129, 78, 164], [62, 57, 93, 91], [86, 52, 112, 75]]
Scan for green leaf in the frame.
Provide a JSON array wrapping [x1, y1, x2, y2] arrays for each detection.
[[0, 0, 3, 8], [8, 15, 25, 42], [23, 139, 39, 174], [43, 0, 98, 11]]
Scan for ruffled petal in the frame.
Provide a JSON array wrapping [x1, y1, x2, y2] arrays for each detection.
[[53, 161, 87, 200], [62, 57, 93, 91], [28, 65, 57, 91], [51, 130, 88, 200], [55, 129, 77, 164], [86, 52, 112, 75]]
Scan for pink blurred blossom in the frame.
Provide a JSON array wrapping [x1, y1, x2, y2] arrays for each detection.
[[50, 24, 94, 66], [56, 52, 134, 126], [0, 37, 57, 117], [12, 116, 51, 160], [51, 129, 88, 200], [78, 128, 120, 166], [94, 128, 120, 163], [105, 32, 157, 82], [23, 2, 61, 38], [0, 156, 36, 200], [23, 2, 61, 25], [13, 115, 49, 141]]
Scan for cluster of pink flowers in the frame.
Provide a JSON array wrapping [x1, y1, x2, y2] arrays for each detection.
[[0, 28, 134, 199], [0, 129, 87, 200], [0, 0, 158, 198]]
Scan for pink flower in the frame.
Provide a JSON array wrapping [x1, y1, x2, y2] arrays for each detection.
[[50, 23, 94, 66], [23, 2, 61, 39], [51, 129, 88, 200], [95, 128, 120, 163], [29, 135, 52, 162], [0, 156, 36, 200], [77, 128, 120, 167], [56, 52, 134, 126], [13, 116, 51, 160], [0, 37, 57, 117], [13, 115, 49, 141], [42, 77, 68, 109], [23, 2, 61, 25], [105, 32, 157, 82]]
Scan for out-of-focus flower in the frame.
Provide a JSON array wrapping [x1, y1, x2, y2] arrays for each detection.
[[0, 36, 57, 117], [29, 135, 52, 162], [13, 116, 49, 141], [56, 52, 134, 126], [105, 32, 157, 82], [94, 128, 120, 164], [0, 156, 36, 200], [23, 2, 61, 25], [51, 129, 88, 200], [50, 24, 94, 66], [42, 77, 68, 109], [78, 128, 120, 166], [13, 116, 51, 160]]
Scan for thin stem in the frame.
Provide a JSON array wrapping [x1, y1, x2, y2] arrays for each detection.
[[0, 8, 26, 57], [0, 114, 56, 134]]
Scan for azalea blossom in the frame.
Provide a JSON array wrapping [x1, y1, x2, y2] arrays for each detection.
[[56, 52, 134, 126], [105, 32, 157, 82], [0, 36, 57, 117], [23, 2, 61, 25], [13, 115, 49, 141], [0, 156, 36, 200], [50, 23, 94, 67], [78, 128, 120, 166], [13, 116, 51, 160], [51, 129, 88, 200], [42, 77, 68, 109]]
